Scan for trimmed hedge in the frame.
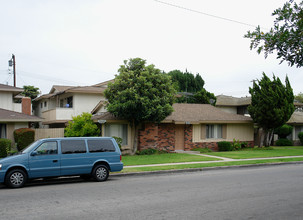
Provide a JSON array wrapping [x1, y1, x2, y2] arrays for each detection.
[[275, 138, 293, 146], [0, 139, 11, 158], [298, 132, 303, 145], [218, 141, 233, 151], [14, 128, 35, 151]]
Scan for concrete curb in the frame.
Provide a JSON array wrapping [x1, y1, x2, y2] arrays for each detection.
[[112, 161, 303, 177]]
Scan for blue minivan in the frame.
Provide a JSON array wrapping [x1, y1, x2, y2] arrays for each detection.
[[0, 137, 123, 188]]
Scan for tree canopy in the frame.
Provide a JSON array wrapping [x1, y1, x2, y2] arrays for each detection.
[[167, 70, 216, 104], [22, 85, 40, 100], [248, 73, 294, 147], [104, 58, 176, 152], [245, 1, 303, 67], [65, 112, 100, 137]]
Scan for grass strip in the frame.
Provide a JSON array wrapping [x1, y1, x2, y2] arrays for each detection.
[[120, 157, 303, 173], [205, 146, 303, 159], [122, 153, 219, 166]]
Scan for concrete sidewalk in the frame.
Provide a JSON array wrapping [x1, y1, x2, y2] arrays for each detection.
[[124, 154, 303, 168]]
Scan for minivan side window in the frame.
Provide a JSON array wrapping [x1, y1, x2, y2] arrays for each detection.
[[35, 142, 58, 155], [61, 140, 86, 154], [87, 140, 115, 153]]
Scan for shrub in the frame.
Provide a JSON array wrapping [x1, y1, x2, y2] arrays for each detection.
[[136, 148, 168, 155], [232, 139, 242, 150], [298, 132, 303, 145], [14, 128, 35, 151], [112, 136, 122, 150], [218, 141, 233, 151], [241, 142, 248, 148], [192, 147, 212, 153], [275, 138, 293, 146], [274, 124, 293, 138], [0, 139, 11, 158]]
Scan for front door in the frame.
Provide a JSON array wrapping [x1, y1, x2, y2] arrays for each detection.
[[175, 125, 185, 150]]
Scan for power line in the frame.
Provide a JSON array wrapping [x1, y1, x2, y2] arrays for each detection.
[[154, 0, 268, 30]]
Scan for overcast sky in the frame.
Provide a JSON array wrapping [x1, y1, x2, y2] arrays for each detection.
[[0, 0, 301, 97]]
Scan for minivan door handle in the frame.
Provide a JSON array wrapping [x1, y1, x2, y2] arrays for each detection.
[[53, 160, 58, 163]]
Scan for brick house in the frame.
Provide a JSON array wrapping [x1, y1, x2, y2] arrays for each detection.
[[93, 103, 254, 152]]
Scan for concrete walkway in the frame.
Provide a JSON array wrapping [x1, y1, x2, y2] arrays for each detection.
[[124, 153, 303, 168]]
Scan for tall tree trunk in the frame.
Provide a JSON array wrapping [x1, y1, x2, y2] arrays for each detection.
[[258, 128, 264, 148], [131, 120, 140, 155]]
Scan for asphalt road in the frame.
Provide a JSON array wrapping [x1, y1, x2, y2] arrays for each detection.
[[1, 164, 303, 220]]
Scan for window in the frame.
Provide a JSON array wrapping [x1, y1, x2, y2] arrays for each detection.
[[66, 96, 73, 108], [206, 124, 222, 139], [44, 101, 47, 107], [295, 126, 303, 140], [61, 140, 86, 154], [88, 140, 115, 153], [0, 124, 7, 139], [40, 103, 43, 108], [35, 142, 58, 155], [105, 124, 128, 145]]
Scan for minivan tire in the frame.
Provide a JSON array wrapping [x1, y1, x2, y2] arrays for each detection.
[[5, 169, 27, 188], [92, 165, 109, 182]]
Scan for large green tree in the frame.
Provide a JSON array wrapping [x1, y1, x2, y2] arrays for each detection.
[[104, 58, 176, 153], [248, 73, 294, 147], [22, 85, 40, 100], [65, 112, 100, 137], [245, 1, 303, 67]]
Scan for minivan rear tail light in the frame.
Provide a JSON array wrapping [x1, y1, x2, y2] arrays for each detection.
[[120, 155, 122, 161]]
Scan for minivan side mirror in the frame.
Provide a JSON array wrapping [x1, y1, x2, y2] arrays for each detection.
[[30, 151, 38, 156]]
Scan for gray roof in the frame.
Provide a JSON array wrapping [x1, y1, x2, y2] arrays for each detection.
[[287, 111, 303, 124], [163, 103, 252, 123], [92, 103, 253, 124], [216, 95, 251, 106], [0, 83, 23, 95], [0, 108, 43, 122]]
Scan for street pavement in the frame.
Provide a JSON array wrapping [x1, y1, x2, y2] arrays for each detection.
[[1, 164, 303, 219]]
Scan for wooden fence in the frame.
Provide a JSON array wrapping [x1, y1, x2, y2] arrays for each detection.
[[35, 128, 65, 140]]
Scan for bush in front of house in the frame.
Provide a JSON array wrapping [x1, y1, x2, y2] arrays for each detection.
[[136, 148, 168, 155], [275, 138, 293, 146], [0, 138, 11, 158], [14, 128, 35, 151], [274, 124, 293, 139], [298, 132, 303, 145], [218, 141, 233, 151]]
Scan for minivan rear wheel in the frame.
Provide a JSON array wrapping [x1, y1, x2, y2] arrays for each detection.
[[5, 169, 27, 188], [92, 165, 109, 182]]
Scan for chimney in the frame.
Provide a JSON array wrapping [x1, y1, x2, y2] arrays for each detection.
[[22, 97, 31, 115]]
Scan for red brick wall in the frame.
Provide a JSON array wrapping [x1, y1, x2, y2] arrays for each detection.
[[158, 124, 175, 151], [22, 97, 31, 115], [138, 123, 158, 150], [138, 123, 254, 152]]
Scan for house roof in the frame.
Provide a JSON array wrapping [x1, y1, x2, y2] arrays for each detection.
[[0, 108, 43, 122], [93, 79, 114, 87], [216, 95, 251, 106], [35, 85, 105, 101], [163, 103, 252, 124], [287, 111, 303, 124], [0, 83, 23, 95], [92, 103, 253, 124]]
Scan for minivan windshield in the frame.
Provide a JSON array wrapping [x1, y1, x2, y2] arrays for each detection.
[[21, 140, 41, 154]]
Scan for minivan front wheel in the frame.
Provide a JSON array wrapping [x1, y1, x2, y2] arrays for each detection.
[[93, 165, 109, 182], [5, 169, 27, 188]]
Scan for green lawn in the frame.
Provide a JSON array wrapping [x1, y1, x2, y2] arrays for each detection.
[[205, 146, 303, 159], [122, 153, 218, 166]]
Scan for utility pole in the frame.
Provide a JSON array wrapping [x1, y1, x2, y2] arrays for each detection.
[[8, 54, 16, 87]]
